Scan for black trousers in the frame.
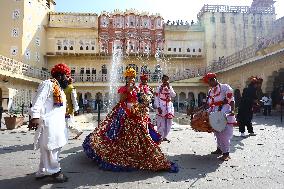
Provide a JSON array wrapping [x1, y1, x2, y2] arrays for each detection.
[[238, 111, 254, 133], [263, 105, 271, 116], [238, 119, 254, 133]]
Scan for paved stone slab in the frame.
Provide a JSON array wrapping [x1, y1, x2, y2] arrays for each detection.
[[0, 114, 283, 188]]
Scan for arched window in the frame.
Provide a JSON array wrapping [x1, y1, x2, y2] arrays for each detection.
[[198, 48, 201, 52], [187, 48, 190, 52], [64, 46, 67, 50], [80, 46, 83, 50], [102, 65, 107, 74], [70, 46, 73, 50], [193, 48, 196, 52], [86, 46, 89, 50]]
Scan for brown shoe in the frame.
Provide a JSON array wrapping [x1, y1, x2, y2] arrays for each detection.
[[162, 138, 170, 143], [73, 132, 83, 140], [211, 148, 222, 155], [52, 171, 68, 183], [219, 153, 231, 161]]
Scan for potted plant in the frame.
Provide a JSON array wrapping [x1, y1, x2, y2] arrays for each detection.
[[4, 110, 24, 130]]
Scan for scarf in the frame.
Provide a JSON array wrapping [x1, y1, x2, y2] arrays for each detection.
[[50, 79, 63, 107]]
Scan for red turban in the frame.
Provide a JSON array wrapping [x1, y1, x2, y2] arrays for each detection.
[[51, 63, 71, 78], [140, 74, 148, 81], [203, 72, 217, 83], [257, 77, 263, 83], [249, 76, 258, 84]]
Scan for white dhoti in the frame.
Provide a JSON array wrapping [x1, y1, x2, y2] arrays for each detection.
[[30, 79, 68, 177], [36, 142, 62, 177], [156, 116, 173, 139]]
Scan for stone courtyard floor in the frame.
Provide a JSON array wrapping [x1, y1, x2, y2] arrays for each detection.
[[0, 114, 283, 189]]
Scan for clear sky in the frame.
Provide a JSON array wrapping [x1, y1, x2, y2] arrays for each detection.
[[55, 0, 284, 21]]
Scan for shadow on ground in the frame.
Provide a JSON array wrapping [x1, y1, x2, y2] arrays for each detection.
[[0, 146, 225, 188]]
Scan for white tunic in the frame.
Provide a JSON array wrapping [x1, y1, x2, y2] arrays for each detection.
[[154, 85, 176, 119], [207, 83, 236, 125], [30, 80, 68, 151]]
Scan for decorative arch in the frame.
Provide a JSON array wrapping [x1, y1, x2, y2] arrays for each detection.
[[179, 92, 186, 102], [267, 68, 284, 107], [197, 92, 206, 107], [85, 92, 92, 100]]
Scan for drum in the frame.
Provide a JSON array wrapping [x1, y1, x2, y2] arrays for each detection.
[[209, 111, 227, 132], [191, 110, 213, 133]]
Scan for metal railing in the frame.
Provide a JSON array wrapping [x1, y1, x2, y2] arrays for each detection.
[[197, 4, 275, 19], [171, 27, 284, 82], [0, 55, 49, 80], [72, 73, 164, 83]]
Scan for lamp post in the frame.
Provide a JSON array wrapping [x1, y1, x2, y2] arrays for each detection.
[[281, 97, 283, 123], [96, 95, 102, 125]]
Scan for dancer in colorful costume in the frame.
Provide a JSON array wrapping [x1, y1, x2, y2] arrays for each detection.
[[154, 75, 176, 142], [29, 63, 70, 182], [138, 73, 161, 144], [83, 68, 178, 172], [203, 73, 237, 161]]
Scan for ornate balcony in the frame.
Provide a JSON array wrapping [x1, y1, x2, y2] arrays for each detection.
[[72, 73, 163, 83], [0, 55, 49, 81], [197, 4, 275, 19], [172, 24, 284, 82]]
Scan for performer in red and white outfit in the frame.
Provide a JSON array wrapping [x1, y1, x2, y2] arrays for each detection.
[[203, 73, 237, 161], [154, 75, 176, 141]]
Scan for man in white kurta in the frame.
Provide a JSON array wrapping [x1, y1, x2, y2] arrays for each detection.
[[29, 63, 70, 182], [154, 75, 176, 141]]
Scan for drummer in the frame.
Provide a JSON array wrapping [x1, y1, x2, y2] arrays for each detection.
[[203, 73, 237, 161]]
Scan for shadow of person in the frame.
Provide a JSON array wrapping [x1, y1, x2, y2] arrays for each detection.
[[0, 172, 59, 189], [0, 144, 33, 155], [162, 153, 223, 183], [0, 148, 224, 188], [230, 135, 246, 153]]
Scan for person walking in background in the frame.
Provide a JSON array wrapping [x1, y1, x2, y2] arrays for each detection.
[[82, 98, 88, 113], [64, 77, 83, 140], [29, 63, 70, 182], [261, 93, 272, 116], [237, 77, 259, 137], [154, 75, 176, 142]]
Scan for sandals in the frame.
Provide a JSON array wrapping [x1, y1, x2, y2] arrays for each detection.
[[219, 154, 231, 161], [211, 148, 222, 155], [52, 171, 68, 183], [35, 171, 68, 183]]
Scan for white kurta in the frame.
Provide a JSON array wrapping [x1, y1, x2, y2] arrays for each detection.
[[154, 85, 176, 139], [30, 79, 68, 151]]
